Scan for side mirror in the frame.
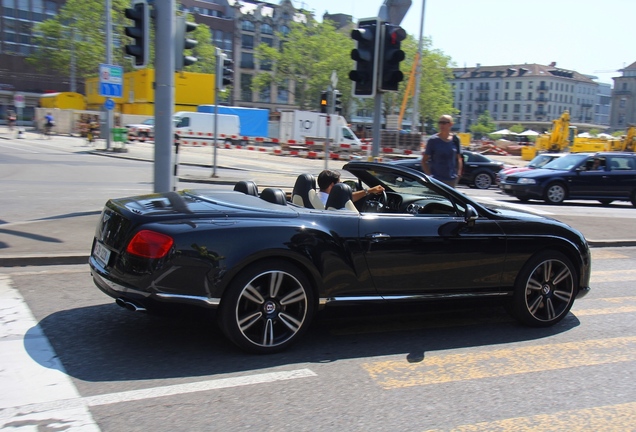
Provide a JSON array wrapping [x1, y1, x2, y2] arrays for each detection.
[[464, 204, 478, 226]]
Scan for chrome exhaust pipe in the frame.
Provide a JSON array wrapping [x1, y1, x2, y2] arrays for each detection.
[[115, 297, 147, 313]]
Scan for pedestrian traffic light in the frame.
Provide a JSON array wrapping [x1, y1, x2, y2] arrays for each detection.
[[334, 90, 343, 115], [379, 23, 406, 92], [175, 14, 198, 71], [124, 0, 149, 68], [320, 91, 328, 113], [220, 54, 234, 90], [349, 18, 380, 98]]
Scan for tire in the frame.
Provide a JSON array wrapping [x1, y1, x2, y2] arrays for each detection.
[[544, 182, 566, 204], [473, 172, 493, 189], [631, 190, 636, 207], [598, 199, 614, 205], [218, 260, 315, 354], [516, 196, 530, 202], [508, 251, 576, 327]]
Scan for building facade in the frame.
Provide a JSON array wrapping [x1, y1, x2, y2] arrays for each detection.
[[450, 63, 606, 132], [609, 61, 636, 131]]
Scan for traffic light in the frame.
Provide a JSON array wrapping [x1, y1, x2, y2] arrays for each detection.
[[349, 18, 380, 98], [379, 23, 406, 92], [220, 53, 234, 90], [320, 91, 328, 113], [124, 0, 149, 68], [334, 90, 343, 115], [175, 14, 198, 71]]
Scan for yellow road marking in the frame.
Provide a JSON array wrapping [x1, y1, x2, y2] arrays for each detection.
[[362, 336, 636, 389], [425, 401, 636, 432]]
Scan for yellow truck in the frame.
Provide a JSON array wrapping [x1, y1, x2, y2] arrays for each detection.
[[85, 69, 215, 114], [39, 92, 86, 110], [522, 111, 577, 160]]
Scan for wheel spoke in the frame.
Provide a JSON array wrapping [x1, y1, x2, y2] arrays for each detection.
[[239, 311, 262, 331], [552, 266, 572, 285], [527, 276, 543, 291], [280, 287, 307, 305], [541, 261, 552, 282], [243, 284, 264, 304], [553, 289, 572, 302], [546, 298, 556, 320], [278, 312, 302, 332], [269, 272, 284, 298], [528, 295, 543, 315], [261, 318, 274, 346]]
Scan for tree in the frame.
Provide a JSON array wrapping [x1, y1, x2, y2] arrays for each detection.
[[510, 124, 524, 134], [469, 110, 496, 139], [28, 0, 215, 83], [253, 19, 353, 113]]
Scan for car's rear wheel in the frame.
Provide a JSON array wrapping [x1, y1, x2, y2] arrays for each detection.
[[218, 260, 315, 354], [544, 183, 566, 204], [473, 172, 493, 189], [509, 251, 576, 327]]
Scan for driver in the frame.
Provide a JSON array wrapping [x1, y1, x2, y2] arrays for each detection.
[[317, 169, 384, 206]]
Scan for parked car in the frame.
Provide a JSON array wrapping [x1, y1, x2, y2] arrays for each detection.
[[125, 118, 154, 141], [497, 153, 566, 185], [499, 152, 636, 206], [90, 161, 591, 354], [389, 150, 505, 189]]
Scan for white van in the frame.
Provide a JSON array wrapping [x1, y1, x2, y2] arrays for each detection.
[[173, 111, 241, 145]]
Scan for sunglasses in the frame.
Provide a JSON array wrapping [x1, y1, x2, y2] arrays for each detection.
[[438, 121, 450, 124]]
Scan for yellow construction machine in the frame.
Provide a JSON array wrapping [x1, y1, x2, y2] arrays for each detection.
[[522, 111, 577, 160]]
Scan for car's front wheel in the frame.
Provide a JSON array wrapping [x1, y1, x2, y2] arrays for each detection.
[[509, 251, 576, 327], [473, 172, 493, 189], [631, 190, 636, 207], [218, 260, 315, 354], [544, 182, 567, 204]]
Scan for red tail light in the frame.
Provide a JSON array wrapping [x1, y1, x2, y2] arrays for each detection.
[[126, 230, 174, 258]]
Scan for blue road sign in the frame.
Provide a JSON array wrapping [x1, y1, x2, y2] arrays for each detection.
[[99, 64, 123, 98], [104, 98, 115, 110]]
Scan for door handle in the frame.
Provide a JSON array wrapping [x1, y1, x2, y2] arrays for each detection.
[[366, 233, 391, 242]]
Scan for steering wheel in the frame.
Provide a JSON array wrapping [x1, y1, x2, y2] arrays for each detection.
[[364, 189, 387, 212]]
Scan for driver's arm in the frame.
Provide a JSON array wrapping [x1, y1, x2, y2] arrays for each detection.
[[352, 185, 384, 202]]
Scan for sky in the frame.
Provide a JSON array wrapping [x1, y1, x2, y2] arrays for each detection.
[[293, 0, 634, 86]]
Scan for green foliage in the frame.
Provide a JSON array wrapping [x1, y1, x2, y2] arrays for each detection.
[[587, 128, 600, 136], [469, 110, 496, 138], [254, 19, 353, 112], [27, 0, 215, 82], [509, 124, 524, 134]]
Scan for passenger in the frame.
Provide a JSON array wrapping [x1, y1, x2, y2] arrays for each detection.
[[317, 169, 384, 205], [422, 114, 463, 187]]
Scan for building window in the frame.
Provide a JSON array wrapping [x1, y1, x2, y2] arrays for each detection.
[[17, 0, 29, 19], [528, 81, 533, 89], [504, 93, 508, 100], [241, 52, 254, 69], [261, 37, 273, 47], [260, 86, 271, 103], [515, 81, 522, 89], [242, 20, 255, 31], [526, 104, 532, 113], [503, 104, 508, 113], [620, 98, 626, 108], [527, 92, 532, 100], [242, 34, 254, 49], [505, 82, 509, 89], [240, 74, 252, 102], [260, 58, 272, 71], [261, 23, 273, 35], [514, 92, 521, 100], [513, 104, 520, 113], [277, 81, 289, 104], [279, 25, 290, 35]]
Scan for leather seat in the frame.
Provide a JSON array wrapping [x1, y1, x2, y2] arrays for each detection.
[[325, 183, 357, 212], [291, 174, 323, 209], [234, 181, 259, 196], [260, 187, 287, 206]]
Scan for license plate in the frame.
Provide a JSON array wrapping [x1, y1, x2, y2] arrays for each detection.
[[504, 184, 512, 190], [93, 242, 111, 267]]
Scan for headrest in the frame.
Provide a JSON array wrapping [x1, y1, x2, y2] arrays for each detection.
[[234, 181, 259, 196], [291, 174, 317, 208], [260, 187, 287, 206], [325, 183, 356, 211]]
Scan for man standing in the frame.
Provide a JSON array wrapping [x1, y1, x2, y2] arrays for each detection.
[[421, 115, 463, 187]]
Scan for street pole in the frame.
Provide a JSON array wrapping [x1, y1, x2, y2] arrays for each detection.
[[212, 48, 221, 178], [154, 0, 176, 192], [410, 0, 425, 133], [105, 0, 112, 150], [325, 86, 332, 169]]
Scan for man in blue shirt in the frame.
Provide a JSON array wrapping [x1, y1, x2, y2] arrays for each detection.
[[421, 115, 463, 187]]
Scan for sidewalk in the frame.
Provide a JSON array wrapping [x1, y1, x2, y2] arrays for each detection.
[[1, 134, 635, 266]]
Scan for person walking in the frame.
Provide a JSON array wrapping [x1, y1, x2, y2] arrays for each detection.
[[421, 115, 463, 187], [43, 112, 55, 139]]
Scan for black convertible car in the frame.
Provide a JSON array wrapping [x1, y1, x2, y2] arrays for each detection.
[[90, 162, 591, 354]]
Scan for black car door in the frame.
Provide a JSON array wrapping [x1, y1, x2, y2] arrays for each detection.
[[359, 211, 507, 296], [605, 155, 636, 198], [567, 156, 611, 197]]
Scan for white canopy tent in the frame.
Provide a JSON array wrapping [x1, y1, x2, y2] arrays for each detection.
[[518, 130, 539, 136]]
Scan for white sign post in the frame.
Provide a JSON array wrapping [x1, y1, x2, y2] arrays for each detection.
[[14, 93, 25, 138]]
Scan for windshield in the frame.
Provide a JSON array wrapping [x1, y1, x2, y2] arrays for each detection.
[[542, 154, 588, 170], [529, 155, 559, 168]]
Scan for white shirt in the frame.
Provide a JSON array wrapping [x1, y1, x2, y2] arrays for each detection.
[[319, 191, 329, 205]]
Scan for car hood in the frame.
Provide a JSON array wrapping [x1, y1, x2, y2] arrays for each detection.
[[501, 167, 530, 175]]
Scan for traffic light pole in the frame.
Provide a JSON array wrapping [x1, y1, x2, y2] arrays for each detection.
[[154, 0, 176, 192], [105, 0, 112, 151], [372, 92, 382, 159], [212, 49, 222, 178]]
